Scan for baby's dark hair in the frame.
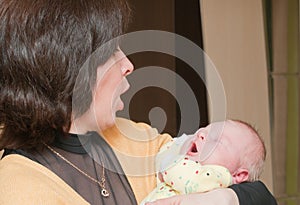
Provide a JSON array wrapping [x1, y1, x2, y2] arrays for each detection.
[[0, 0, 130, 151]]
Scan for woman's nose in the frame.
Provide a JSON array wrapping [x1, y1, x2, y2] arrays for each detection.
[[121, 57, 134, 76], [119, 50, 134, 76]]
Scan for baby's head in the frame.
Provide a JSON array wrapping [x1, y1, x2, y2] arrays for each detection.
[[186, 120, 266, 184]]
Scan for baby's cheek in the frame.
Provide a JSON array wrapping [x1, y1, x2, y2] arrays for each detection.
[[201, 152, 220, 165]]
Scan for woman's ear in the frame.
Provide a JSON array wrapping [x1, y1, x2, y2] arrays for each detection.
[[232, 168, 249, 184]]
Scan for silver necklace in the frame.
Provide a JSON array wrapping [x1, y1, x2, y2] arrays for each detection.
[[44, 144, 110, 197]]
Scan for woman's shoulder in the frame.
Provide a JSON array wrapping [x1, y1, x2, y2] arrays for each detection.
[[102, 118, 173, 175], [0, 154, 89, 205], [104, 118, 172, 147]]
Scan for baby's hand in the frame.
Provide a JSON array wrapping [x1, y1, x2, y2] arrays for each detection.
[[158, 172, 164, 182]]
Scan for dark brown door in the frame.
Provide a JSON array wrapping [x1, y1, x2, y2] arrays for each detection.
[[119, 0, 208, 137]]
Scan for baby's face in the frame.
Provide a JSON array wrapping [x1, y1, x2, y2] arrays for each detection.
[[185, 121, 246, 174]]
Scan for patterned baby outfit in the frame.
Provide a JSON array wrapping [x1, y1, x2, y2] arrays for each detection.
[[140, 134, 232, 205]]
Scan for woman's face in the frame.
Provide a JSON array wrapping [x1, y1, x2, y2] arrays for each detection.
[[71, 48, 134, 133]]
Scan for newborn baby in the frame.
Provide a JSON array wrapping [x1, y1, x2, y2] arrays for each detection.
[[141, 120, 266, 205]]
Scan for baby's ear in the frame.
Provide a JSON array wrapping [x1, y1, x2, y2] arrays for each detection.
[[232, 168, 249, 184]]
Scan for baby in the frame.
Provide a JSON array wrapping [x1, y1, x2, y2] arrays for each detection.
[[141, 119, 266, 204]]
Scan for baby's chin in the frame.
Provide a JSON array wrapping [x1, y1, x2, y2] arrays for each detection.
[[184, 155, 200, 162]]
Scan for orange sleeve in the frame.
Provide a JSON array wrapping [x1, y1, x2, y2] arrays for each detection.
[[102, 118, 172, 204]]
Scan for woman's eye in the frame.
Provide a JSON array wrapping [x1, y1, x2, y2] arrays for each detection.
[[114, 47, 121, 53]]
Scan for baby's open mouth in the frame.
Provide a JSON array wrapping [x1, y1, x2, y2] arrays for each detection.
[[187, 142, 198, 155]]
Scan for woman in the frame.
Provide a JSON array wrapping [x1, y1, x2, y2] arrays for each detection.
[[0, 0, 276, 204]]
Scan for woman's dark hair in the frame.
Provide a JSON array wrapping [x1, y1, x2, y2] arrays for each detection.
[[0, 0, 131, 150]]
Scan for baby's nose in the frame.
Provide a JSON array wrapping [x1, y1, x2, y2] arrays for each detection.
[[196, 132, 205, 140]]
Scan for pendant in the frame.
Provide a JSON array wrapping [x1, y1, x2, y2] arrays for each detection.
[[101, 188, 109, 197]]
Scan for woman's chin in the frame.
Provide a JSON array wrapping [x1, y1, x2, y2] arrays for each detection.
[[119, 101, 124, 110], [115, 100, 124, 111]]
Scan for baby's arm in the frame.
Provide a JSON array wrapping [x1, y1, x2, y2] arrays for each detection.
[[162, 158, 232, 194], [145, 188, 239, 205]]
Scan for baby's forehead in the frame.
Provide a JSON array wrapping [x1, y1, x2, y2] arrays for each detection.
[[204, 120, 250, 140], [196, 120, 251, 143], [196, 121, 227, 141], [205, 121, 232, 135], [224, 121, 257, 146], [205, 121, 227, 131], [210, 120, 248, 131]]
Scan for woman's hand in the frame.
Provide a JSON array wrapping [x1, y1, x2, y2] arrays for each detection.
[[145, 188, 239, 205]]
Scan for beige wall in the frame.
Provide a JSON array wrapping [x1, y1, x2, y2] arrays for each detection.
[[200, 0, 274, 191]]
